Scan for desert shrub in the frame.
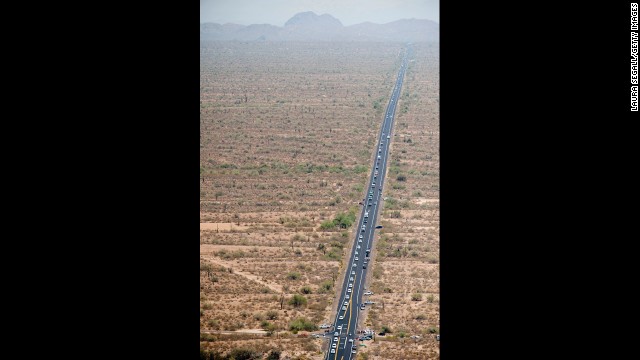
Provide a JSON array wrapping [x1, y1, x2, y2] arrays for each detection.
[[381, 325, 393, 334], [227, 347, 262, 360], [427, 294, 435, 303], [333, 210, 356, 228], [208, 319, 219, 328], [428, 327, 439, 334], [266, 310, 278, 320], [254, 313, 265, 321], [383, 287, 393, 293], [264, 322, 276, 335], [200, 348, 224, 360], [320, 220, 335, 231], [325, 250, 340, 260], [397, 175, 407, 181], [411, 293, 423, 301], [224, 321, 245, 331], [200, 333, 216, 342], [319, 280, 333, 292], [266, 349, 282, 360], [300, 286, 312, 294], [354, 165, 368, 173], [289, 317, 317, 333], [415, 314, 427, 320], [303, 341, 318, 352], [289, 294, 307, 307], [202, 302, 213, 310], [287, 272, 301, 280]]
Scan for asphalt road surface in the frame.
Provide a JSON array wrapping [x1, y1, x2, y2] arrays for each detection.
[[324, 45, 411, 360]]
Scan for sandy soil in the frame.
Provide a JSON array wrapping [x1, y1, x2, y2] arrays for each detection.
[[202, 254, 284, 293], [201, 222, 251, 231]]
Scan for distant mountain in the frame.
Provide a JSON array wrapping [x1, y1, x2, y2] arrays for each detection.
[[200, 11, 438, 42], [284, 11, 342, 28]]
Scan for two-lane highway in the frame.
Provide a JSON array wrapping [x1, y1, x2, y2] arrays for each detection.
[[325, 46, 411, 360]]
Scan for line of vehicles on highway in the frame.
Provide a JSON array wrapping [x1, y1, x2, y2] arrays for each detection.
[[317, 289, 376, 354], [324, 49, 408, 358]]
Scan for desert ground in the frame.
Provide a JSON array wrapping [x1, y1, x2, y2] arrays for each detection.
[[200, 40, 439, 360]]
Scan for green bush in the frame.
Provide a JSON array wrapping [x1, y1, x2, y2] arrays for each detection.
[[289, 294, 307, 307], [320, 220, 335, 231], [287, 272, 301, 280], [320, 280, 333, 292], [289, 317, 317, 333], [333, 210, 356, 228]]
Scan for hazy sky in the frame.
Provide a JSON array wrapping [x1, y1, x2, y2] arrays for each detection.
[[200, 0, 439, 26]]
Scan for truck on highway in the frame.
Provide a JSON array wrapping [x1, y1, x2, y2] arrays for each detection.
[[364, 211, 369, 218]]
